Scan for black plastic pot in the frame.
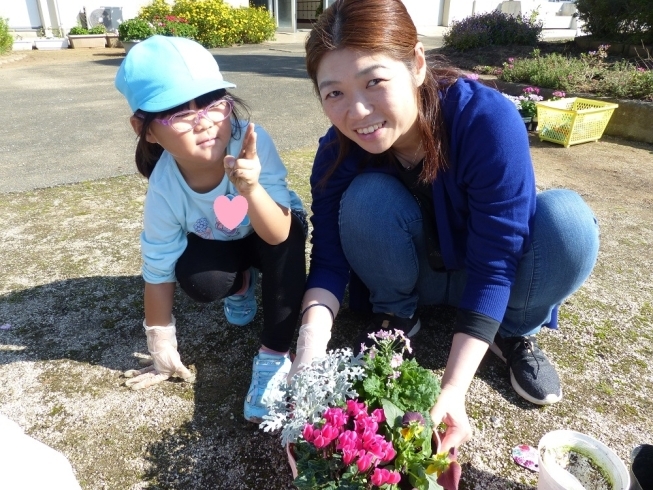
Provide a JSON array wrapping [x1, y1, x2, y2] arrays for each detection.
[[631, 444, 653, 490]]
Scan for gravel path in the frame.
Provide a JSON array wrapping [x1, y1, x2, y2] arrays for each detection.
[[0, 47, 652, 490]]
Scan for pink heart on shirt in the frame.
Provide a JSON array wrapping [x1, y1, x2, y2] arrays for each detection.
[[214, 195, 248, 231]]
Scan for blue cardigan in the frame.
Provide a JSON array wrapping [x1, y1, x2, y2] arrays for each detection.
[[306, 78, 536, 343]]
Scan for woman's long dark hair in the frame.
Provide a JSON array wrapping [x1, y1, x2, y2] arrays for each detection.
[[133, 89, 250, 179], [305, 0, 460, 184]]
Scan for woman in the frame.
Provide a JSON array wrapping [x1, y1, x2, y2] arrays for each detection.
[[289, 0, 599, 450]]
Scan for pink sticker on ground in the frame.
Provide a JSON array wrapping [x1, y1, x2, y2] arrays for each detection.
[[512, 444, 539, 472]]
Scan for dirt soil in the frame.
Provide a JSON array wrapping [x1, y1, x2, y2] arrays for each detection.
[[1, 48, 652, 490]]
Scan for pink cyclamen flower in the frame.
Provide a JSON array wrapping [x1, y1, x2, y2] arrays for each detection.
[[371, 408, 386, 423], [320, 423, 339, 444], [313, 425, 338, 449], [312, 429, 328, 448], [360, 427, 377, 447], [302, 424, 315, 443], [508, 57, 515, 63], [342, 447, 358, 465], [637, 67, 646, 72], [346, 400, 367, 418], [355, 415, 379, 435], [356, 450, 375, 472], [323, 407, 348, 429], [371, 468, 401, 486], [382, 442, 397, 462], [466, 73, 479, 80], [363, 435, 387, 459], [337, 430, 360, 452]]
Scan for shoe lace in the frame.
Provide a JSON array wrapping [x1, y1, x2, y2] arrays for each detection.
[[251, 358, 288, 400], [511, 337, 542, 372]]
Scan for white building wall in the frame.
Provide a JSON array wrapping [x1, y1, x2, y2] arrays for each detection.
[[401, 0, 443, 36]]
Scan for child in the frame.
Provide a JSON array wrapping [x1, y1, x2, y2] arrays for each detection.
[[115, 35, 307, 423]]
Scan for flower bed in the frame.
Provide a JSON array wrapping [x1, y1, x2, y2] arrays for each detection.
[[262, 330, 461, 490]]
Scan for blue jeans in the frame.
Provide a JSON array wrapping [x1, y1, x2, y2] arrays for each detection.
[[339, 173, 599, 338]]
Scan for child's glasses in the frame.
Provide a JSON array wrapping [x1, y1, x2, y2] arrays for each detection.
[[153, 99, 233, 133]]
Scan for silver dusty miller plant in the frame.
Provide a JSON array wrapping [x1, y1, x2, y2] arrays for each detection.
[[260, 348, 365, 446]]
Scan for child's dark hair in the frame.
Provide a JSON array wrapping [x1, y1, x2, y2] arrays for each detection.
[[133, 89, 250, 179]]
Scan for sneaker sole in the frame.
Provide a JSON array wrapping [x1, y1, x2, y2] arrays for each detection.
[[489, 342, 562, 406], [509, 371, 562, 405], [244, 414, 264, 424]]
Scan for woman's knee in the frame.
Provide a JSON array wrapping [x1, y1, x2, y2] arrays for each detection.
[[534, 189, 600, 276]]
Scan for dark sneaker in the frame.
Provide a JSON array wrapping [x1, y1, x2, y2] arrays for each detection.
[[490, 334, 562, 405], [353, 312, 421, 356]]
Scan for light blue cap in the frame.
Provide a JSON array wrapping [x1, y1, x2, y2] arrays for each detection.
[[115, 35, 236, 112]]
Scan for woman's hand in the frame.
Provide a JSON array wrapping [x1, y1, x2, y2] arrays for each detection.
[[430, 385, 472, 452], [224, 123, 261, 196]]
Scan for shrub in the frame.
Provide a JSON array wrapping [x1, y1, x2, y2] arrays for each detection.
[[575, 0, 652, 44], [152, 15, 198, 39], [499, 46, 653, 101], [443, 11, 542, 51], [0, 17, 12, 55], [118, 18, 155, 41], [138, 0, 173, 23], [232, 6, 275, 44], [171, 0, 275, 48]]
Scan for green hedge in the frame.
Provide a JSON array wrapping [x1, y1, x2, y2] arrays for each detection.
[[575, 0, 652, 44]]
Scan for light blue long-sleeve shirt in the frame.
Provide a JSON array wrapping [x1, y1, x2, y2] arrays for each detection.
[[141, 120, 302, 284]]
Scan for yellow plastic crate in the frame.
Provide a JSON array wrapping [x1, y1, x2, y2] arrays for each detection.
[[536, 98, 618, 147]]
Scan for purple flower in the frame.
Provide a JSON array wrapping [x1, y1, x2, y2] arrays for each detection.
[[402, 411, 426, 426]]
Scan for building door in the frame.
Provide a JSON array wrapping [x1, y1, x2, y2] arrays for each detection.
[[275, 0, 296, 32]]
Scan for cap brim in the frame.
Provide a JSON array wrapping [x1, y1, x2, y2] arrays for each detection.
[[139, 79, 237, 112]]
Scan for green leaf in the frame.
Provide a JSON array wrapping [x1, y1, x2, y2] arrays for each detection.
[[425, 472, 445, 490], [381, 399, 404, 429]]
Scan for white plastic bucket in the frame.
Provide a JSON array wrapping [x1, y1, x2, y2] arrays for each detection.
[[537, 430, 630, 490]]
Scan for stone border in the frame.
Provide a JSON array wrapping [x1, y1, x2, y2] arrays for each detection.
[[480, 77, 653, 145]]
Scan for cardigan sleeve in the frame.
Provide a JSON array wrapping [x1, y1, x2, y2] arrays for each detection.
[[305, 128, 360, 303]]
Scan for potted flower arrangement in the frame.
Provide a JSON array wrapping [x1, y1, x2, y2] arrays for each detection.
[[67, 24, 107, 49], [261, 330, 462, 490], [117, 18, 155, 53], [503, 86, 544, 131]]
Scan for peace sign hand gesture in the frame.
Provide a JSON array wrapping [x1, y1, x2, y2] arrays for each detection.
[[224, 123, 261, 196]]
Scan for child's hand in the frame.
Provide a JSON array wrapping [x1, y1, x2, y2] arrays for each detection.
[[123, 317, 195, 390], [224, 123, 261, 196]]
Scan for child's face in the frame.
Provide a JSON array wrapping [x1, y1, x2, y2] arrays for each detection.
[[144, 99, 232, 172]]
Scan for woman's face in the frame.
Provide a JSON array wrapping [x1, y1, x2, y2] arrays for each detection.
[[316, 45, 426, 156]]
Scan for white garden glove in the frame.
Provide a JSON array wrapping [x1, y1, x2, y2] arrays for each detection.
[[287, 323, 332, 383], [124, 315, 195, 390]]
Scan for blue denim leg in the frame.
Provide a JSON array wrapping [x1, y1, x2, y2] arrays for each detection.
[[498, 189, 600, 337], [339, 173, 444, 317]]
